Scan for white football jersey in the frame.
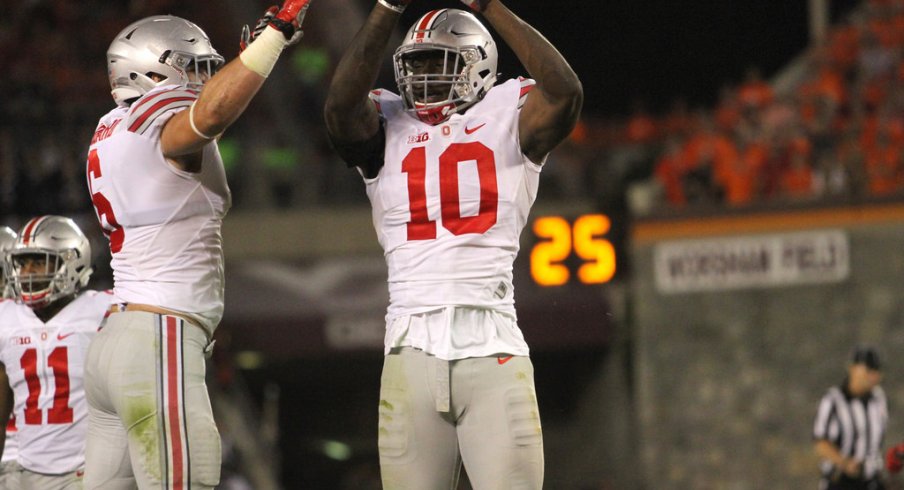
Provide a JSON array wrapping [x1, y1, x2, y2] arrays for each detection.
[[86, 84, 231, 334], [368, 78, 541, 318], [0, 291, 114, 474]]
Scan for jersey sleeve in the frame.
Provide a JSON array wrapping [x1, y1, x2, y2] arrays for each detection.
[[125, 86, 200, 137], [517, 77, 536, 109]]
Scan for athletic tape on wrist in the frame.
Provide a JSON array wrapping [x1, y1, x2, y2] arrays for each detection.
[[189, 102, 217, 140], [377, 0, 405, 13], [239, 26, 288, 78]]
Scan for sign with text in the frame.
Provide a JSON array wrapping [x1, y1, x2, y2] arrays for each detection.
[[654, 229, 850, 293]]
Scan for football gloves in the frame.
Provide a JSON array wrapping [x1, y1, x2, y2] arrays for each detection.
[[240, 0, 309, 52]]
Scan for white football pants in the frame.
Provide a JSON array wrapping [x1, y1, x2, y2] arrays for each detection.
[[378, 347, 544, 489], [84, 311, 220, 489]]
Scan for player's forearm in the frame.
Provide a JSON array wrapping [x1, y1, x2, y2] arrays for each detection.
[[192, 61, 267, 137], [481, 1, 582, 105], [324, 6, 397, 140]]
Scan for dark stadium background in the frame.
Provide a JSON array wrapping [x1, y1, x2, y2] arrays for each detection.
[[222, 1, 861, 487], [0, 0, 869, 487]]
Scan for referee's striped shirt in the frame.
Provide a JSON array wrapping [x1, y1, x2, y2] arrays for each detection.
[[813, 383, 887, 481]]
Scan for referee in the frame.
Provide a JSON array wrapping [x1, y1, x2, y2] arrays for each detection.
[[814, 345, 888, 490]]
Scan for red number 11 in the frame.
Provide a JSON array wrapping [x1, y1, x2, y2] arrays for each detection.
[[21, 347, 74, 425]]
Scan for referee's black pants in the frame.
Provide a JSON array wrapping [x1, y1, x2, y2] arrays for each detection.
[[822, 475, 885, 490]]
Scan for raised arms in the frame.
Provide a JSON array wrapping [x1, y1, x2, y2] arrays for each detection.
[[475, 0, 583, 163]]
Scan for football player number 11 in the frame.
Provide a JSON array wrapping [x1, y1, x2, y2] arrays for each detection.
[[21, 347, 74, 425]]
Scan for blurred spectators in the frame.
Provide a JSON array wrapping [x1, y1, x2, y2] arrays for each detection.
[[638, 0, 904, 212], [4, 0, 904, 220], [0, 0, 349, 218]]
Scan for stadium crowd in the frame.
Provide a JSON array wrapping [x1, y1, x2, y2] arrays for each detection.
[[2, 0, 904, 216]]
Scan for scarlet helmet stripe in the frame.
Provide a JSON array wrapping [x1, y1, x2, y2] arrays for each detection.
[[20, 216, 48, 246], [415, 9, 446, 42]]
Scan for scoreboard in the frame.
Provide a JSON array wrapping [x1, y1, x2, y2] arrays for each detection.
[[528, 213, 617, 287]]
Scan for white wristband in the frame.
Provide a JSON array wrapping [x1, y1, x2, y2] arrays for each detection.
[[239, 25, 288, 78], [377, 0, 405, 13], [189, 102, 217, 140]]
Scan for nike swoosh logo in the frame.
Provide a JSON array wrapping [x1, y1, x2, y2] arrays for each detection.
[[57, 332, 76, 341], [497, 355, 514, 365], [464, 123, 486, 135]]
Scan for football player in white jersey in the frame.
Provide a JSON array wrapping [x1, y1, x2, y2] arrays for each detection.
[[0, 216, 114, 490], [83, 2, 312, 489], [0, 225, 20, 490], [0, 226, 15, 299], [324, 0, 582, 488]]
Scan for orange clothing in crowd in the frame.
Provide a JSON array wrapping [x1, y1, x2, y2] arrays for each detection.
[[625, 111, 658, 144], [717, 142, 768, 205], [828, 24, 860, 71], [800, 67, 847, 108], [864, 144, 904, 195], [654, 147, 688, 205], [738, 79, 774, 109]]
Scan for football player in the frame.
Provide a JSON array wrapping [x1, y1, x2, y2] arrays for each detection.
[[0, 225, 19, 490], [0, 216, 113, 490], [0, 226, 15, 299], [324, 1, 582, 488], [83, 2, 311, 488]]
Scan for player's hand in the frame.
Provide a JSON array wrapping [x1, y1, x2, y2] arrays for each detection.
[[887, 444, 904, 473], [270, 0, 311, 44], [460, 0, 492, 13], [240, 6, 279, 52], [377, 0, 412, 13], [842, 458, 862, 478]]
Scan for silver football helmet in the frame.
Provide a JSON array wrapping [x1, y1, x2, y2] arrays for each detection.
[[8, 216, 93, 308], [394, 9, 498, 125], [0, 226, 16, 299], [107, 15, 225, 106]]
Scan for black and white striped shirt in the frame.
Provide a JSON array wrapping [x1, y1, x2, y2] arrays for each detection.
[[813, 383, 887, 480]]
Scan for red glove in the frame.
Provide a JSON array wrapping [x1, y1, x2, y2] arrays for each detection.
[[271, 0, 311, 38], [460, 0, 492, 12], [886, 443, 904, 473], [240, 6, 279, 52]]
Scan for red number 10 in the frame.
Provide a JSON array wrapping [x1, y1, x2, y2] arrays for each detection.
[[21, 347, 74, 425], [402, 142, 498, 241]]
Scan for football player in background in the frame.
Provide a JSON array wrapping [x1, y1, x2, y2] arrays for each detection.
[[83, 2, 311, 488], [0, 226, 15, 299], [324, 0, 582, 487], [0, 216, 113, 490], [0, 225, 19, 490]]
